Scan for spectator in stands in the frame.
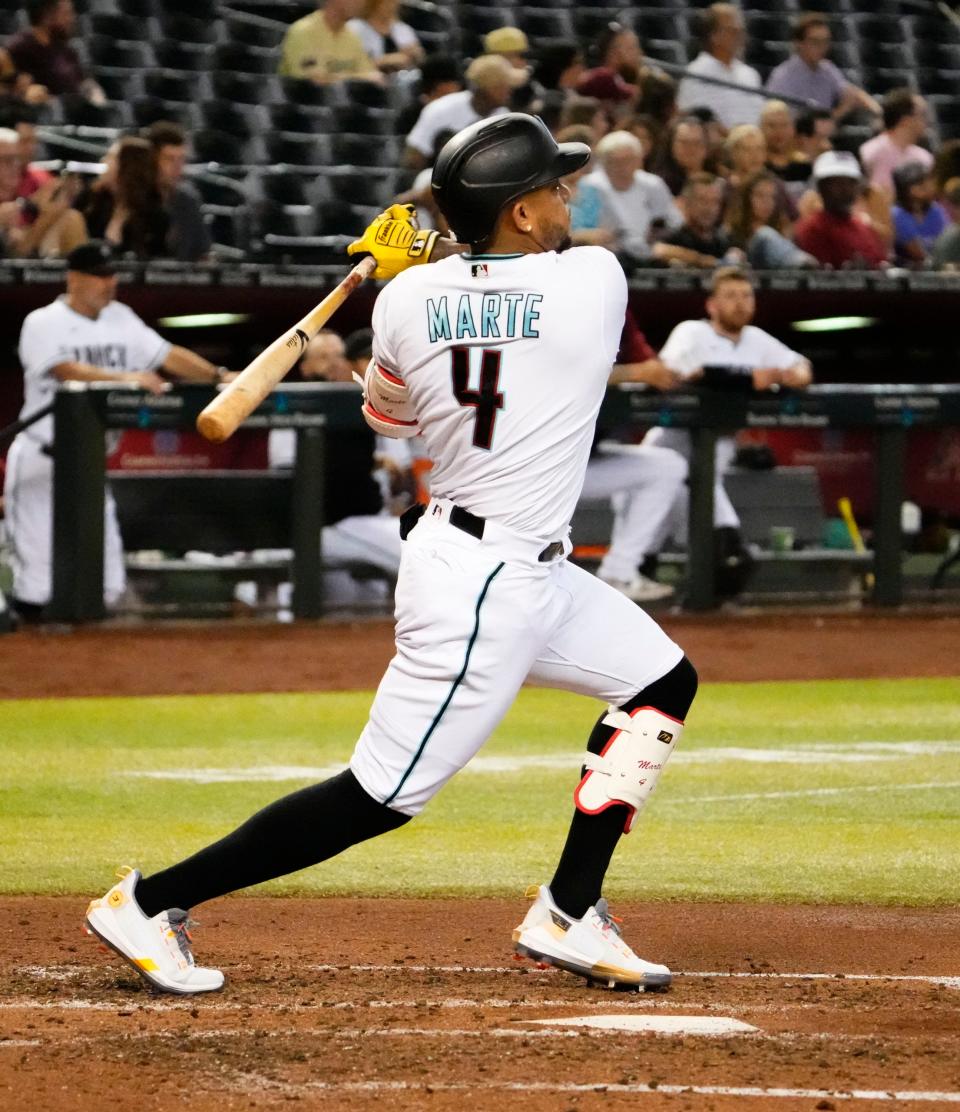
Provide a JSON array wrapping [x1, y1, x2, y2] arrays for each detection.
[[794, 107, 834, 163], [677, 4, 763, 129], [624, 113, 661, 166], [931, 178, 960, 270], [558, 124, 612, 248], [77, 136, 169, 260], [725, 169, 817, 269], [483, 28, 535, 112], [534, 43, 585, 97], [584, 129, 683, 265], [723, 123, 798, 225], [761, 100, 811, 195], [344, 327, 374, 377], [6, 0, 103, 105], [558, 95, 610, 143], [637, 70, 677, 132], [348, 0, 423, 74], [576, 22, 641, 106], [0, 125, 85, 257], [655, 116, 711, 197], [654, 172, 735, 269], [934, 140, 960, 196], [0, 44, 48, 106], [404, 55, 523, 171], [278, 0, 381, 85], [891, 161, 948, 268], [484, 27, 530, 74], [794, 150, 888, 269], [3, 239, 228, 620], [0, 102, 50, 195], [860, 89, 933, 199], [395, 126, 455, 231], [394, 55, 462, 138], [765, 13, 880, 121], [144, 122, 211, 264]]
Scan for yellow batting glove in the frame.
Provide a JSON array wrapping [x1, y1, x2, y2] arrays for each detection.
[[347, 203, 439, 280]]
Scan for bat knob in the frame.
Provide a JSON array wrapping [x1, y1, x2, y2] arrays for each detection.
[[196, 410, 229, 443]]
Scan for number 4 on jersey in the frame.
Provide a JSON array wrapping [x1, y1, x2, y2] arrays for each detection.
[[451, 347, 504, 450]]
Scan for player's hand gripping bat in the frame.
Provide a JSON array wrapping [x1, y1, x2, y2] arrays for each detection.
[[195, 255, 377, 443]]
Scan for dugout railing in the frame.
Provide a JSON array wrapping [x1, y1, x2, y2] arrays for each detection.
[[48, 381, 960, 621]]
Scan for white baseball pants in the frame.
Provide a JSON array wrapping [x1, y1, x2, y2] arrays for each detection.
[[643, 428, 740, 531], [350, 499, 684, 815], [580, 442, 688, 582], [3, 433, 126, 607]]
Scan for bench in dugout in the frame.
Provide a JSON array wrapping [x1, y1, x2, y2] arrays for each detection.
[[570, 465, 872, 600], [110, 471, 394, 616]]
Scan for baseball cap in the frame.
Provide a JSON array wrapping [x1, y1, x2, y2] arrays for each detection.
[[465, 54, 528, 91], [483, 27, 530, 56], [66, 239, 117, 276], [812, 150, 862, 183]]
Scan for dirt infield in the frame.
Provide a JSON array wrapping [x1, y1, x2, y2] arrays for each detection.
[[2, 610, 959, 698], [3, 611, 959, 1109], [3, 898, 959, 1111]]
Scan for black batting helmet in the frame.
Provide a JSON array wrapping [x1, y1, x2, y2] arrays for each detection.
[[431, 113, 591, 248]]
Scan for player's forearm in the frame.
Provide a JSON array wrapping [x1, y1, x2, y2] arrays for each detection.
[[162, 345, 222, 383], [428, 237, 469, 262], [51, 361, 141, 384]]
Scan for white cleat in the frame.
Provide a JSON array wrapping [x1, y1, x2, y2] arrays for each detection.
[[599, 574, 674, 604], [85, 867, 224, 995], [513, 885, 671, 991]]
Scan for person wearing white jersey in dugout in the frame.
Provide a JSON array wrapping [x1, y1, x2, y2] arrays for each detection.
[[85, 116, 699, 995], [641, 267, 813, 574], [3, 239, 229, 622]]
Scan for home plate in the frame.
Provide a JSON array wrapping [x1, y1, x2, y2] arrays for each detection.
[[529, 1015, 758, 1035]]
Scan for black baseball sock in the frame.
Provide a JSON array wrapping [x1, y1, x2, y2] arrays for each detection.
[[135, 769, 410, 916], [549, 656, 698, 920]]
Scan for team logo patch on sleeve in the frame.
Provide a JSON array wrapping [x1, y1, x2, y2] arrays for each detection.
[[657, 731, 674, 743], [470, 263, 489, 279]]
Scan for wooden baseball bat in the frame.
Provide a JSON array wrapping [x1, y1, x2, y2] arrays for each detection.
[[196, 255, 377, 443]]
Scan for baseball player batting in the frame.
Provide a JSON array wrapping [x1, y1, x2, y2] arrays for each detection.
[[86, 114, 699, 995]]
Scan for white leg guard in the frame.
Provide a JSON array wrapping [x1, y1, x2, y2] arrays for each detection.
[[573, 706, 684, 833]]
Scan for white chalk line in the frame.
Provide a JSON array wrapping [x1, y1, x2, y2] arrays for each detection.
[[667, 780, 960, 804], [228, 1074, 960, 1104], [14, 965, 960, 992], [119, 738, 960, 784]]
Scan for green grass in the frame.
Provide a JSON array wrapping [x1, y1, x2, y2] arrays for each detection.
[[2, 678, 958, 904]]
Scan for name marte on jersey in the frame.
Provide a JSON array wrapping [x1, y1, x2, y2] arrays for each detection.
[[427, 293, 543, 344]]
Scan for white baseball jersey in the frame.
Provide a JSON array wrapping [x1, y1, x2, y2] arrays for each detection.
[[350, 246, 684, 816], [17, 296, 171, 443], [659, 319, 805, 378], [4, 295, 170, 607], [371, 247, 627, 544]]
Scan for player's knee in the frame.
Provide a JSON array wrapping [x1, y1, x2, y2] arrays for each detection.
[[621, 655, 698, 722]]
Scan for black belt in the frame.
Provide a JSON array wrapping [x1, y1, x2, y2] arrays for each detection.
[[399, 502, 564, 562]]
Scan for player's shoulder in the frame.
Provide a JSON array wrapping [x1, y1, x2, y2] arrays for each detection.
[[557, 245, 625, 286], [101, 300, 143, 326], [741, 324, 777, 346], [21, 298, 67, 333], [668, 318, 710, 340]]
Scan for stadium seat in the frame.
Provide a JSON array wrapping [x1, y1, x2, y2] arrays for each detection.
[[857, 40, 911, 70], [0, 9, 23, 35], [90, 68, 143, 102], [192, 128, 251, 165], [281, 78, 339, 107], [334, 105, 394, 135], [341, 80, 392, 109], [87, 11, 146, 40], [746, 14, 793, 42], [211, 42, 278, 75], [212, 70, 280, 106], [316, 200, 370, 236], [265, 132, 329, 167], [633, 11, 684, 40], [257, 170, 311, 206], [320, 169, 393, 209], [268, 101, 335, 134], [200, 100, 266, 141], [62, 99, 131, 128], [516, 8, 575, 40], [114, 0, 155, 17], [154, 41, 215, 72], [399, 1, 457, 51], [189, 173, 250, 208], [144, 70, 196, 103], [87, 35, 153, 69], [861, 67, 917, 95], [155, 0, 220, 18], [645, 39, 687, 68], [931, 96, 960, 139], [223, 13, 287, 48], [204, 204, 250, 250], [854, 14, 905, 42], [156, 12, 221, 44], [332, 133, 398, 168]]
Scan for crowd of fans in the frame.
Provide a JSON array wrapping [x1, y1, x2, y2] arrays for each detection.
[[2, 0, 960, 271]]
